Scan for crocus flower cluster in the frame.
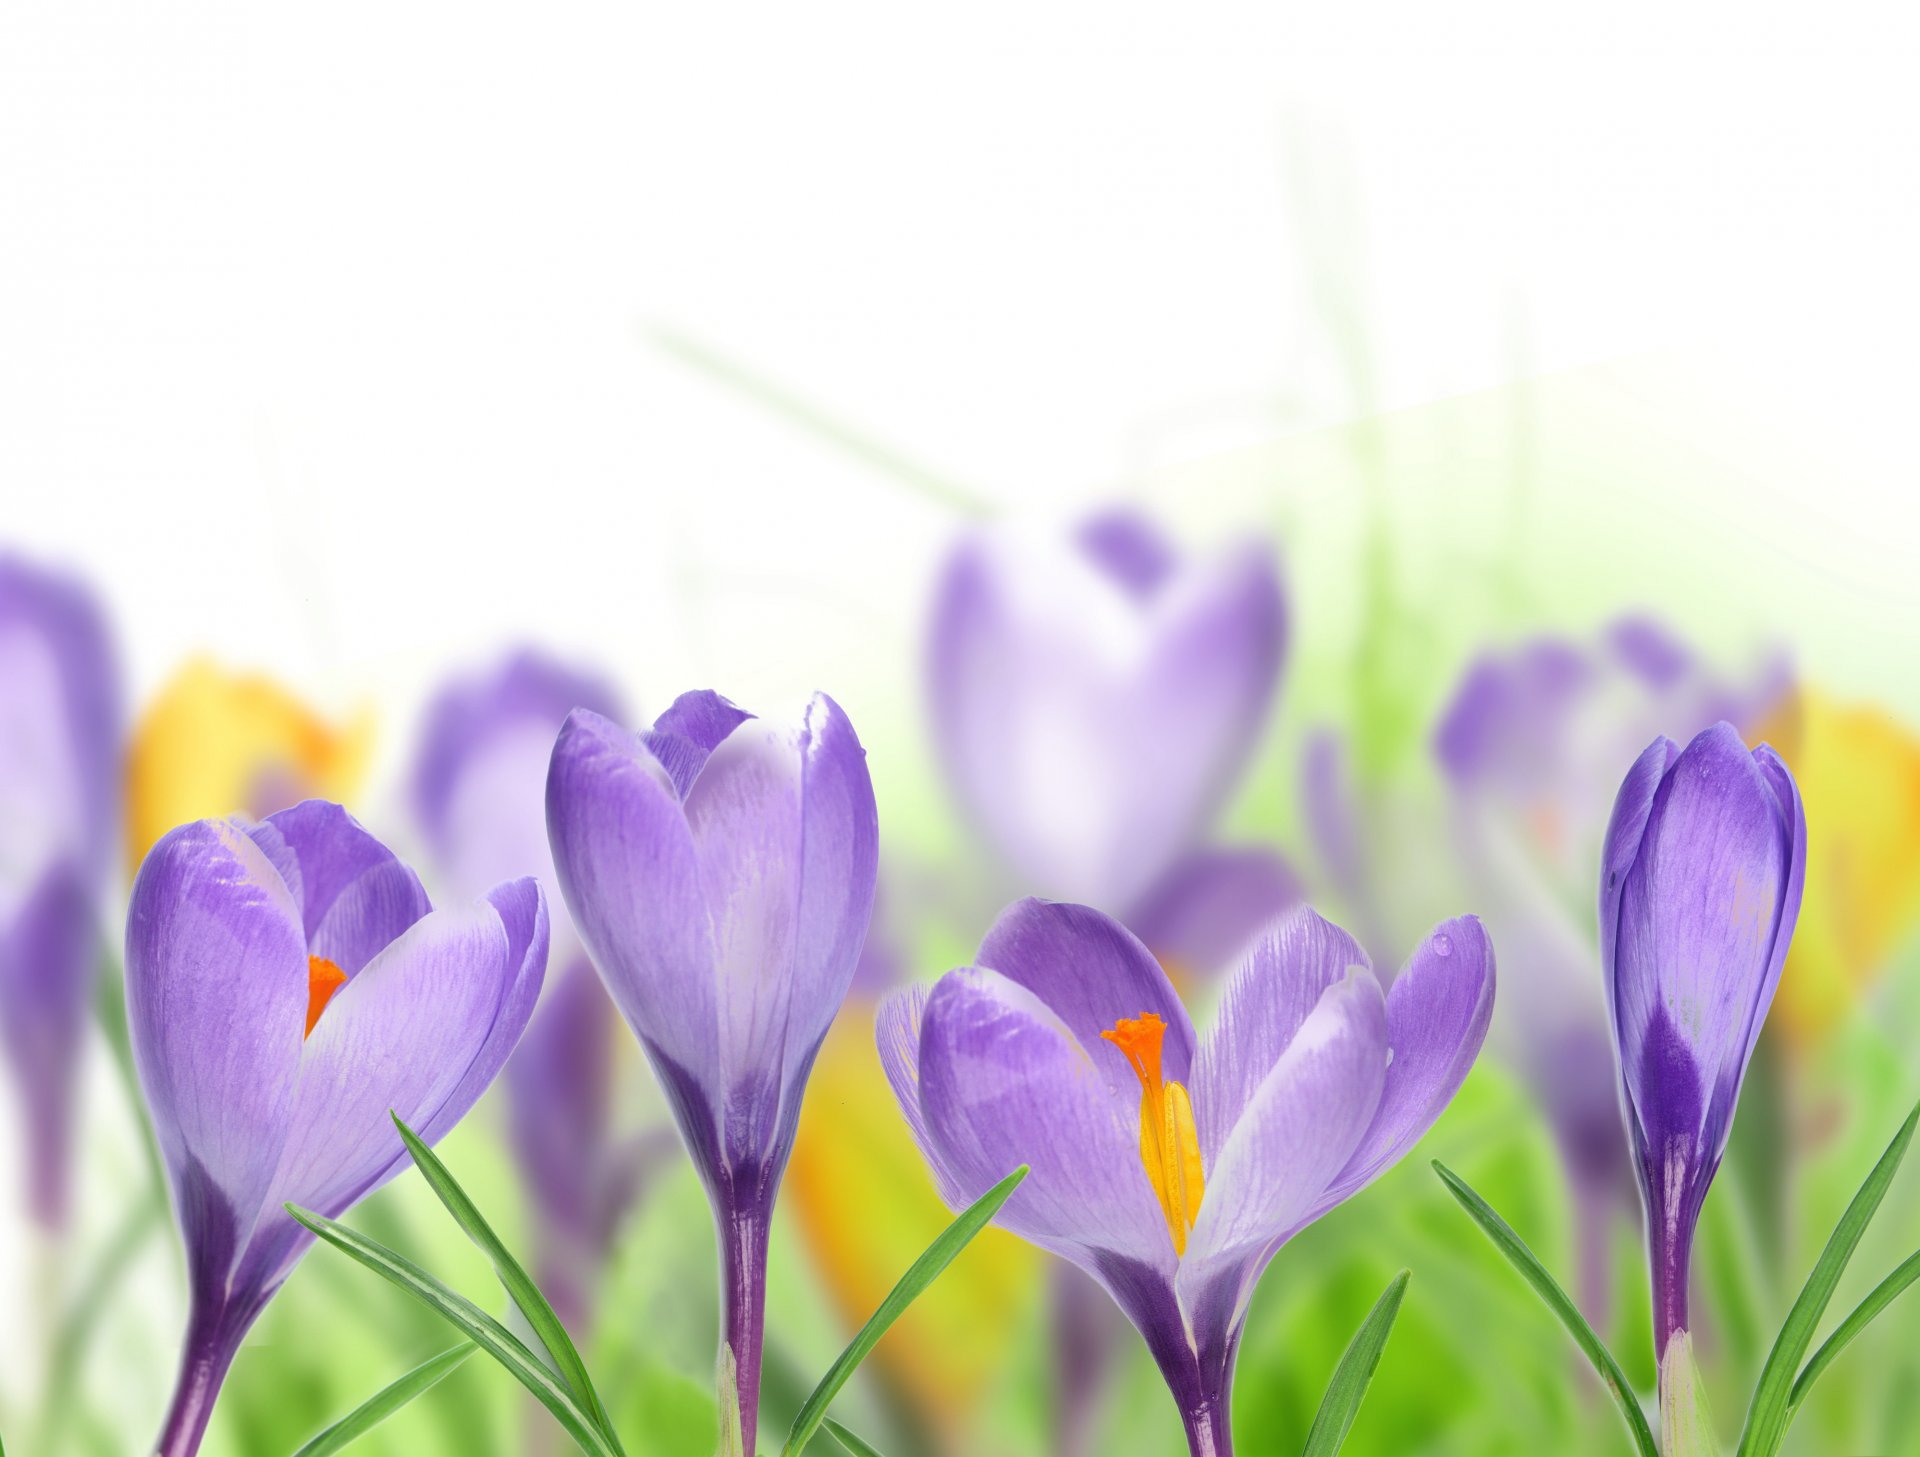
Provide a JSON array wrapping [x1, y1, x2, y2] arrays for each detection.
[[129, 802, 546, 1457], [547, 690, 877, 1456], [930, 510, 1296, 975], [881, 898, 1494, 1456], [1599, 722, 1803, 1434], [0, 555, 120, 1230], [410, 648, 641, 1328]]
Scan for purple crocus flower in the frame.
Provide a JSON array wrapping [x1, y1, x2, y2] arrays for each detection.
[[929, 510, 1294, 975], [128, 801, 546, 1457], [1429, 617, 1787, 1317], [880, 898, 1494, 1457], [1600, 722, 1803, 1414], [0, 555, 120, 1229], [410, 649, 641, 1329], [545, 691, 878, 1455]]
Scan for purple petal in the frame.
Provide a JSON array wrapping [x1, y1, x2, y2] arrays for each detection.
[[1075, 509, 1178, 599], [1178, 969, 1387, 1326], [249, 801, 431, 976], [1299, 728, 1365, 904], [977, 898, 1196, 1101], [1315, 916, 1496, 1212], [126, 819, 307, 1286], [779, 693, 878, 1108], [645, 690, 755, 800], [1433, 638, 1593, 789], [914, 968, 1171, 1272], [1190, 906, 1370, 1164], [1605, 616, 1695, 690], [547, 709, 720, 1096], [506, 955, 619, 1243], [1126, 846, 1304, 981]]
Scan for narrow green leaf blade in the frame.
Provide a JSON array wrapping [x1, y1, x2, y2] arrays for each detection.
[[289, 1342, 476, 1457], [1739, 1099, 1920, 1457], [286, 1205, 621, 1457], [1789, 1247, 1920, 1411], [822, 1418, 886, 1457], [1301, 1270, 1411, 1457], [1433, 1162, 1659, 1457], [389, 1114, 620, 1446], [780, 1166, 1027, 1457]]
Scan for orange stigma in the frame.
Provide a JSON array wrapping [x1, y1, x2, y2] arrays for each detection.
[[306, 956, 347, 1037], [1101, 1013, 1205, 1255]]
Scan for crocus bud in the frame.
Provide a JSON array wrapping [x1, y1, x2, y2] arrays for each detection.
[[1599, 722, 1804, 1397]]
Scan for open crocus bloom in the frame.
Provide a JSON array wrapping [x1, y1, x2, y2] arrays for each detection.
[[546, 690, 877, 1456], [0, 554, 120, 1229], [881, 899, 1494, 1456], [128, 801, 546, 1457]]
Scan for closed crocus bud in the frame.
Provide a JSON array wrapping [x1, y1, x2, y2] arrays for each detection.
[[1600, 722, 1804, 1433], [545, 691, 878, 1457], [0, 555, 120, 1230], [129, 802, 546, 1457]]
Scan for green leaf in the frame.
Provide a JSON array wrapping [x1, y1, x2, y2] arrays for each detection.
[[389, 1114, 620, 1446], [1432, 1162, 1658, 1457], [286, 1204, 622, 1457], [822, 1418, 886, 1457], [1301, 1269, 1411, 1457], [1737, 1098, 1920, 1457], [780, 1166, 1028, 1457], [289, 1342, 476, 1456], [1789, 1247, 1920, 1411]]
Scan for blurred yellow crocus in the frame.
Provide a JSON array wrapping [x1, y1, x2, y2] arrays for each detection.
[[788, 1006, 1037, 1445], [126, 658, 372, 871], [1764, 688, 1920, 1042]]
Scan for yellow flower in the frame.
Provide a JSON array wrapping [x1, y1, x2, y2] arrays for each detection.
[[787, 1005, 1037, 1443], [1765, 689, 1920, 1042], [126, 658, 372, 871]]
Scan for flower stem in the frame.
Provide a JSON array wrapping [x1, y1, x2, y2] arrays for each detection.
[[718, 1199, 771, 1457], [153, 1299, 239, 1457], [1180, 1398, 1235, 1457]]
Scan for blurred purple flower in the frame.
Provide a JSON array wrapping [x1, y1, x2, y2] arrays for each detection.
[[1426, 617, 1787, 1315], [881, 899, 1493, 1457], [545, 692, 877, 1454], [128, 801, 545, 1457], [1600, 723, 1803, 1393], [410, 649, 645, 1328], [929, 510, 1294, 975], [0, 555, 120, 1230]]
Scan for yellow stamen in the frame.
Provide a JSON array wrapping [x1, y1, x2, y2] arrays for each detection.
[[1101, 1013, 1205, 1255], [306, 956, 347, 1037]]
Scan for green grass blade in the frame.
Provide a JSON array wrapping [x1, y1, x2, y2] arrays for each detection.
[[1789, 1248, 1920, 1412], [1301, 1269, 1411, 1457], [389, 1114, 620, 1446], [1738, 1099, 1920, 1457], [822, 1418, 886, 1457], [289, 1342, 476, 1456], [286, 1205, 621, 1457], [780, 1166, 1027, 1457], [1432, 1162, 1658, 1457]]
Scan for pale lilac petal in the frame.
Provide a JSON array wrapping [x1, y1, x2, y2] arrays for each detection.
[[1315, 916, 1496, 1212], [916, 968, 1171, 1273], [547, 709, 719, 1090], [126, 819, 307, 1286], [978, 898, 1196, 1098], [1075, 510, 1178, 598], [781, 693, 878, 1101], [1190, 906, 1370, 1162], [249, 801, 431, 975], [876, 983, 962, 1207], [1178, 969, 1387, 1323], [646, 690, 755, 800], [1126, 846, 1304, 980]]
